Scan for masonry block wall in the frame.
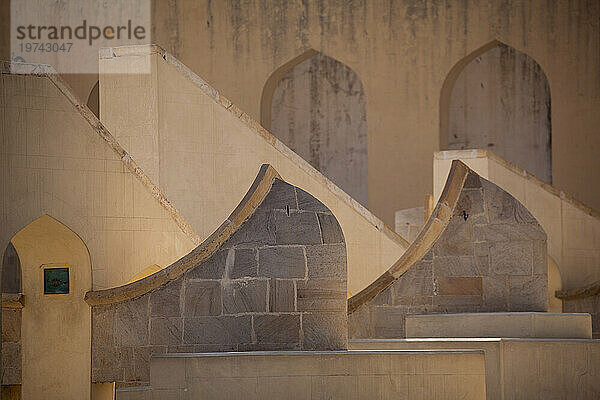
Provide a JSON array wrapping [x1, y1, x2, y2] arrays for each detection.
[[1, 304, 21, 385], [349, 170, 547, 338], [90, 176, 347, 386]]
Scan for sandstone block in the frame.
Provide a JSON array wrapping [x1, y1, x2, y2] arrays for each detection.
[[184, 280, 222, 317], [229, 248, 257, 279], [259, 246, 305, 278], [222, 279, 268, 313], [269, 279, 295, 312], [274, 210, 321, 245], [183, 316, 252, 345], [306, 244, 346, 279]]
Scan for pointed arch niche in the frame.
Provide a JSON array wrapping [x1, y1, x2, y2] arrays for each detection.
[[440, 40, 552, 183], [5, 215, 92, 399], [261, 50, 368, 206]]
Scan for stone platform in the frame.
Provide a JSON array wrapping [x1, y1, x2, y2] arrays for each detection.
[[350, 338, 600, 399], [405, 312, 592, 339], [144, 350, 486, 400]]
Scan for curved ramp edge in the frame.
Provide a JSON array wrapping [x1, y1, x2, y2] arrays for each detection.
[[99, 44, 409, 298], [348, 160, 549, 339], [84, 164, 281, 306], [348, 160, 470, 313], [87, 164, 348, 385], [0, 61, 201, 247]]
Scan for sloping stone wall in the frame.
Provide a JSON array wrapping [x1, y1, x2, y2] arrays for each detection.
[[349, 171, 547, 338], [91, 178, 347, 386]]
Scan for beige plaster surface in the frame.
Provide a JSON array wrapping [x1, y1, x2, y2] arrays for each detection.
[[351, 338, 600, 400], [405, 312, 592, 339], [0, 64, 196, 289], [149, 350, 486, 399], [48, 0, 600, 227], [11, 215, 91, 400], [433, 149, 600, 290], [99, 45, 408, 296]]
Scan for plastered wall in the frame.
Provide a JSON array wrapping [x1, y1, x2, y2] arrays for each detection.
[[45, 0, 599, 227], [99, 46, 407, 296], [11, 215, 91, 400], [0, 67, 196, 289]]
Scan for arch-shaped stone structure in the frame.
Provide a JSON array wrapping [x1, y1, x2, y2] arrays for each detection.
[[439, 40, 552, 183], [348, 160, 547, 338], [262, 49, 368, 207], [87, 165, 348, 387]]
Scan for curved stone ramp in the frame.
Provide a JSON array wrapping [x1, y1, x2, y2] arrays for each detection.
[[434, 149, 600, 291], [348, 160, 547, 338], [0, 62, 198, 289], [99, 44, 409, 297], [85, 164, 347, 386]]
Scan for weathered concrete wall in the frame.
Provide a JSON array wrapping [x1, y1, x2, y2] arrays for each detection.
[[90, 172, 347, 387], [0, 65, 196, 289], [269, 52, 368, 207], [50, 0, 599, 226], [433, 150, 600, 291], [99, 46, 407, 297], [351, 338, 600, 400], [349, 165, 547, 339], [447, 43, 552, 183], [149, 350, 486, 399]]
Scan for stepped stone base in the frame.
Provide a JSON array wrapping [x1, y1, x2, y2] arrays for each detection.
[[350, 337, 600, 399], [405, 312, 592, 339]]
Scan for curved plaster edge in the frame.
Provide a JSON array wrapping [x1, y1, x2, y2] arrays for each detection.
[[0, 60, 201, 247], [556, 280, 600, 300], [435, 149, 600, 220], [348, 160, 470, 313], [84, 164, 281, 306], [98, 44, 410, 249]]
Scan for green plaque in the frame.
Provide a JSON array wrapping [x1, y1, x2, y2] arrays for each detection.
[[44, 267, 69, 294]]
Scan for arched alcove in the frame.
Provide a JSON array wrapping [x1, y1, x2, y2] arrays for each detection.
[[262, 50, 368, 207], [87, 80, 100, 119], [2, 242, 21, 294], [7, 215, 92, 399], [440, 41, 552, 183]]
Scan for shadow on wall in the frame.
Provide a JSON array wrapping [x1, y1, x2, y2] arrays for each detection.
[[261, 49, 368, 207], [440, 40, 552, 183], [87, 80, 100, 119]]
